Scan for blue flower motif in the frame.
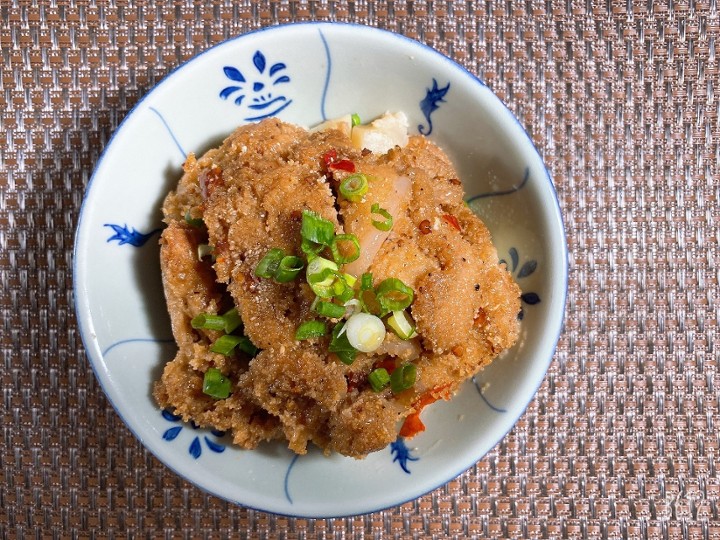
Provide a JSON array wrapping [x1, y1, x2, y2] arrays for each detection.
[[500, 248, 541, 320], [103, 223, 161, 247], [161, 409, 226, 459], [418, 78, 450, 135], [390, 437, 419, 474], [220, 50, 293, 121]]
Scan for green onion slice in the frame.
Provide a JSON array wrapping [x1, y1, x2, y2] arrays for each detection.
[[275, 255, 305, 283], [328, 322, 357, 365], [255, 248, 285, 279], [330, 233, 360, 265], [360, 272, 374, 291], [211, 334, 257, 356], [221, 307, 242, 334], [339, 173, 369, 202], [301, 209, 335, 246], [368, 368, 391, 392], [370, 203, 393, 231], [301, 238, 324, 259], [202, 368, 232, 399], [313, 300, 346, 319], [185, 210, 205, 229], [390, 362, 417, 393], [295, 320, 328, 340], [351, 113, 361, 127], [306, 257, 339, 297], [191, 313, 226, 331], [387, 309, 417, 340], [375, 278, 414, 313]]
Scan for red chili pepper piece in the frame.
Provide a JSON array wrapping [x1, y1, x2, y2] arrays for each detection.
[[322, 149, 338, 166], [399, 413, 425, 437], [329, 159, 356, 172], [442, 214, 461, 232]]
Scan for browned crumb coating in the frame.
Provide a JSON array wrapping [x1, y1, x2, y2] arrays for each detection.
[[154, 118, 520, 458]]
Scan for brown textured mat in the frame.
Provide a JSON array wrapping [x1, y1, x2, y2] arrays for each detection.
[[2, 1, 719, 538]]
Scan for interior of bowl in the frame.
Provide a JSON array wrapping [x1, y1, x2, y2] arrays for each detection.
[[73, 22, 567, 517]]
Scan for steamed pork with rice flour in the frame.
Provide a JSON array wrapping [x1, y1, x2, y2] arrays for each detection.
[[154, 112, 521, 458]]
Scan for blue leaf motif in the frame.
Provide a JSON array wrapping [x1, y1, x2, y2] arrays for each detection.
[[204, 436, 225, 453], [521, 292, 541, 305], [269, 62, 286, 76], [189, 436, 202, 459], [162, 409, 181, 422], [223, 66, 246, 82], [517, 260, 537, 279], [220, 85, 242, 99], [162, 426, 182, 441], [104, 224, 161, 247], [509, 248, 519, 272], [253, 51, 266, 73], [273, 75, 290, 85], [390, 437, 419, 474], [234, 94, 245, 106]]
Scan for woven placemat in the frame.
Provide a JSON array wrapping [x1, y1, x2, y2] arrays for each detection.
[[2, 1, 719, 538]]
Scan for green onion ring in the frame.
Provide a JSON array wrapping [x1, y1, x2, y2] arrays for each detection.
[[375, 277, 414, 313], [202, 368, 232, 399], [330, 233, 361, 265], [275, 255, 305, 283], [301, 209, 336, 246], [339, 173, 369, 202], [255, 248, 285, 279], [368, 368, 391, 392], [370, 203, 393, 231], [390, 362, 417, 393], [295, 320, 328, 340], [190, 313, 226, 331]]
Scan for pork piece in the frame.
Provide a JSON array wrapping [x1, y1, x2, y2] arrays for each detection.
[[155, 117, 521, 458]]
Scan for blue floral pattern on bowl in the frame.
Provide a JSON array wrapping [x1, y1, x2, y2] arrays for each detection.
[[220, 50, 293, 121]]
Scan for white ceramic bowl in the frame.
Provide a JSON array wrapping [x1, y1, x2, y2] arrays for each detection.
[[74, 22, 567, 518]]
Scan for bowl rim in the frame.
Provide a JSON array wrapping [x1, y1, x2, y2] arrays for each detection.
[[73, 20, 568, 517]]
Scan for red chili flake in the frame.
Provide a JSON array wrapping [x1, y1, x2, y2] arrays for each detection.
[[329, 159, 356, 172], [442, 214, 462, 232], [418, 219, 432, 234], [399, 413, 425, 438], [322, 149, 338, 166], [374, 358, 397, 374]]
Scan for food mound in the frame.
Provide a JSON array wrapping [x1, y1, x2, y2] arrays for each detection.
[[154, 112, 521, 458]]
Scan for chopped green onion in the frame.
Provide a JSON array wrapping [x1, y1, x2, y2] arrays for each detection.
[[330, 233, 361, 265], [328, 322, 357, 365], [191, 313, 227, 331], [197, 243, 214, 261], [314, 300, 346, 319], [301, 238, 324, 259], [306, 257, 339, 297], [211, 334, 257, 356], [361, 272, 373, 290], [387, 310, 417, 340], [342, 273, 357, 287], [221, 307, 242, 334], [295, 320, 328, 340], [351, 113, 362, 126], [275, 255, 305, 283], [390, 362, 417, 393], [185, 210, 205, 229], [202, 368, 232, 399], [339, 173, 369, 202], [345, 312, 386, 353], [375, 278, 414, 313], [301, 209, 335, 246], [332, 276, 355, 303], [368, 368, 391, 392], [255, 248, 285, 279], [370, 203, 393, 231]]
